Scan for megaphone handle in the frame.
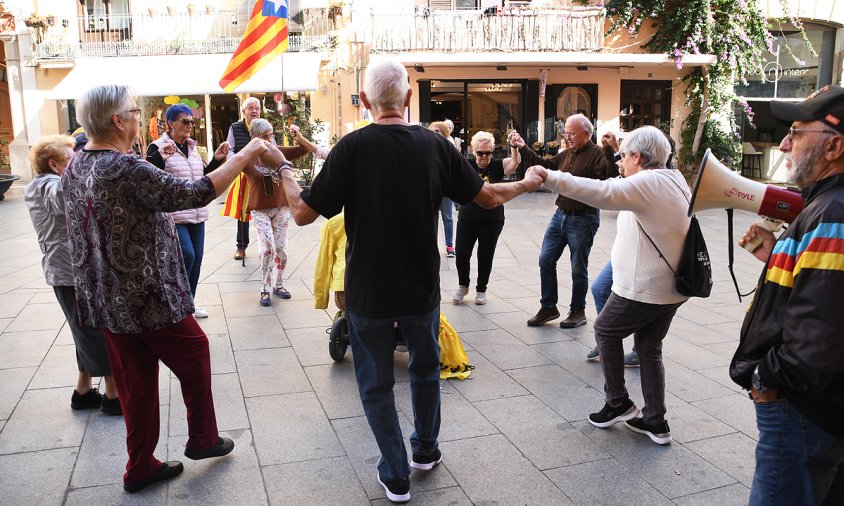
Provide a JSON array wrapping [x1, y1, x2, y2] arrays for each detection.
[[743, 217, 784, 253]]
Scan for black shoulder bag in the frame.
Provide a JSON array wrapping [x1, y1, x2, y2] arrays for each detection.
[[636, 174, 713, 298]]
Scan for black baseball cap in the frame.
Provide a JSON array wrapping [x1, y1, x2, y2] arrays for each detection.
[[771, 85, 844, 134]]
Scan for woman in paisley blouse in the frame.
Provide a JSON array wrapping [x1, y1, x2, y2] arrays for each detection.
[[452, 130, 521, 305], [61, 84, 275, 494]]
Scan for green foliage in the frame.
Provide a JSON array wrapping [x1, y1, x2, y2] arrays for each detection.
[[263, 95, 326, 186], [0, 136, 10, 170], [604, 0, 806, 168]]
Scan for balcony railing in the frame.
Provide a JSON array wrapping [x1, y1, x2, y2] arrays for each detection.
[[370, 7, 606, 54], [32, 9, 332, 61]]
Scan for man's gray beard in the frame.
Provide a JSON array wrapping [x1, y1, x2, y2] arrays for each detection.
[[787, 141, 825, 189]]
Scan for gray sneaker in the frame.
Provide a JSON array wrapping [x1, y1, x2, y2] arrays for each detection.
[[586, 346, 600, 362], [624, 351, 640, 368], [453, 285, 469, 304]]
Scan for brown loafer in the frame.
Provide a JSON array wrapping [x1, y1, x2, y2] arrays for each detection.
[[233, 248, 246, 261], [123, 461, 184, 493]]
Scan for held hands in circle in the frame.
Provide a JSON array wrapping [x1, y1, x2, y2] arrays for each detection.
[[522, 166, 547, 192], [601, 132, 620, 152], [508, 130, 525, 149], [214, 141, 231, 161]]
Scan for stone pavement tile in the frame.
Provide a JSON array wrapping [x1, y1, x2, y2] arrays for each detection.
[[304, 363, 364, 420], [672, 483, 750, 506], [28, 291, 58, 304], [0, 329, 57, 369], [701, 341, 743, 361], [458, 328, 553, 370], [475, 395, 608, 470], [29, 344, 78, 389], [194, 285, 222, 307], [485, 278, 541, 300], [0, 388, 89, 454], [684, 432, 757, 487], [673, 303, 735, 326], [218, 281, 261, 294], [287, 326, 341, 367], [0, 366, 35, 419], [159, 365, 171, 406], [447, 351, 528, 402], [55, 321, 73, 345], [697, 366, 745, 394], [532, 340, 612, 390], [5, 301, 67, 332], [484, 311, 572, 345], [246, 391, 344, 466], [371, 486, 472, 506], [263, 456, 369, 506], [441, 433, 574, 505], [666, 316, 739, 346], [207, 332, 236, 375], [235, 347, 311, 398], [65, 483, 167, 505], [72, 405, 168, 488], [503, 294, 546, 315], [394, 381, 498, 442], [0, 447, 78, 505], [663, 359, 736, 403], [227, 314, 289, 351], [691, 393, 758, 441], [331, 415, 457, 500], [662, 393, 738, 444], [0, 292, 34, 318], [663, 336, 731, 371], [169, 373, 249, 437], [574, 421, 736, 499], [221, 290, 274, 318], [194, 306, 228, 334], [166, 430, 267, 506], [462, 294, 519, 315], [544, 458, 673, 506], [274, 300, 333, 330], [440, 305, 499, 333], [0, 317, 12, 335], [509, 364, 604, 423]]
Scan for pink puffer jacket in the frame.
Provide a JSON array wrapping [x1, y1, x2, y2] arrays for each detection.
[[151, 133, 209, 224]]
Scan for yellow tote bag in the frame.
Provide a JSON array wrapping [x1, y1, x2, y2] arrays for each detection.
[[439, 314, 473, 380]]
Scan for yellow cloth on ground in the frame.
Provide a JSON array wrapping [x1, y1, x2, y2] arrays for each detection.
[[313, 213, 346, 309], [439, 314, 472, 380]]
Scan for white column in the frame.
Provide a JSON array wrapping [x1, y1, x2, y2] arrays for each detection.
[[204, 94, 213, 155], [4, 32, 41, 181]]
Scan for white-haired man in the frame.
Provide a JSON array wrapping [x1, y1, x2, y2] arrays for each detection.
[[510, 115, 618, 328], [265, 58, 543, 503]]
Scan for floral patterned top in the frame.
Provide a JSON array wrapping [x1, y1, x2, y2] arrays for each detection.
[[62, 150, 216, 333]]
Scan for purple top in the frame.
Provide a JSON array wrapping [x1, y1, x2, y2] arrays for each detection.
[[62, 150, 216, 333]]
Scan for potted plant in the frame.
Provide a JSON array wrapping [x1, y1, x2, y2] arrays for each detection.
[[24, 13, 47, 28], [166, 5, 176, 16], [205, 4, 215, 15], [148, 7, 158, 16], [187, 3, 197, 15]]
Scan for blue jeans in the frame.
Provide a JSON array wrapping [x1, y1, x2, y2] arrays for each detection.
[[176, 222, 205, 297], [591, 261, 613, 314], [750, 398, 844, 506], [539, 209, 599, 310], [347, 307, 441, 480], [438, 197, 454, 248]]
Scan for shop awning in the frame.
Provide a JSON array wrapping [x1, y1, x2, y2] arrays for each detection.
[[390, 52, 716, 68], [47, 52, 323, 100]]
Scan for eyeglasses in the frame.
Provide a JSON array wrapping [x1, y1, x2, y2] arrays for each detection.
[[563, 131, 579, 138], [244, 106, 261, 112], [787, 126, 836, 140], [122, 108, 141, 117], [618, 151, 627, 159], [178, 118, 196, 126], [475, 151, 493, 157]]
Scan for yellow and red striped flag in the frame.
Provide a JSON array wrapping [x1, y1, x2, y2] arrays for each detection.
[[219, 0, 289, 93]]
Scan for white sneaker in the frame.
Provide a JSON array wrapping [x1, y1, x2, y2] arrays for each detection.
[[475, 292, 487, 305], [194, 306, 208, 318], [453, 285, 469, 304]]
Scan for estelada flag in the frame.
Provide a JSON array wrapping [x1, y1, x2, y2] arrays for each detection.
[[219, 0, 289, 93]]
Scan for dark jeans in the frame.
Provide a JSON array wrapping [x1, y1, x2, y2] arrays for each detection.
[[539, 209, 599, 310], [53, 285, 111, 377], [347, 307, 441, 481], [455, 218, 504, 293], [750, 398, 844, 506], [438, 197, 454, 248], [594, 293, 682, 425], [176, 222, 205, 297], [591, 262, 637, 354], [236, 219, 250, 249]]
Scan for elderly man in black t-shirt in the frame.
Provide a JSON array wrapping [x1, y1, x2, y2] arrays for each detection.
[[262, 58, 542, 503]]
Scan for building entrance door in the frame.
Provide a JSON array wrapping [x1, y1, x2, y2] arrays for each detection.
[[544, 84, 598, 146]]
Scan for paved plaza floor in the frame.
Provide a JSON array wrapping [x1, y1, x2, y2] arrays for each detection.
[[0, 185, 766, 505]]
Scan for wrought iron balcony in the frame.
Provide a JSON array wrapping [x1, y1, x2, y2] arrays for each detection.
[[31, 9, 332, 61], [370, 6, 606, 54]]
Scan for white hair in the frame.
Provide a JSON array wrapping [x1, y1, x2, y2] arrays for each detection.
[[249, 118, 273, 138], [75, 85, 134, 141], [363, 58, 410, 111], [242, 97, 261, 112], [620, 125, 671, 169], [443, 119, 454, 133], [566, 114, 594, 137], [471, 131, 495, 152]]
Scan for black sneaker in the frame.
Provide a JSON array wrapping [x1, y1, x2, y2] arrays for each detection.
[[588, 398, 639, 428], [100, 394, 123, 416], [410, 448, 442, 471], [377, 473, 410, 503], [625, 417, 672, 445], [184, 437, 235, 460], [71, 388, 103, 410]]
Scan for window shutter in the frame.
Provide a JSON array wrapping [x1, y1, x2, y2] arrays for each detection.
[[429, 0, 454, 9]]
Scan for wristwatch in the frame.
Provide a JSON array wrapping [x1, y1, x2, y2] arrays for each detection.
[[751, 364, 767, 393]]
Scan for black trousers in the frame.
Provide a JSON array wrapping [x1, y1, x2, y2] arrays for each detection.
[[236, 220, 250, 249], [455, 218, 504, 293]]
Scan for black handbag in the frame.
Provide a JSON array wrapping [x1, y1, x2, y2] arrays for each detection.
[[636, 175, 713, 298]]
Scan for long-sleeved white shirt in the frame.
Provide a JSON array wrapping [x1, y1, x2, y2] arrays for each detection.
[[544, 168, 691, 305]]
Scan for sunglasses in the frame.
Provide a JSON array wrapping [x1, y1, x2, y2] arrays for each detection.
[[475, 151, 493, 157], [178, 118, 196, 126]]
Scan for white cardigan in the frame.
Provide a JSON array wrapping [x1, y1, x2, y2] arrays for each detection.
[[544, 168, 691, 305]]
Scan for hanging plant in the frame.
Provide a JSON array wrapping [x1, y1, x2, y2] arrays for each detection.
[[603, 0, 811, 170]]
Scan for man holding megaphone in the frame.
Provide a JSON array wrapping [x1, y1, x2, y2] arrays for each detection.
[[730, 85, 844, 505]]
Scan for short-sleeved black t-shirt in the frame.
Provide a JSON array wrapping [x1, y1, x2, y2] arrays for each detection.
[[301, 124, 484, 318], [457, 158, 505, 222]]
